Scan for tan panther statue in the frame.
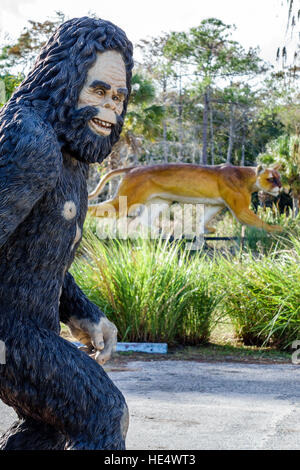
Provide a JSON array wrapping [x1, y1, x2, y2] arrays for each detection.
[[88, 163, 283, 233]]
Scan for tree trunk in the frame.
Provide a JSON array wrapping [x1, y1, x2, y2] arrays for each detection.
[[178, 66, 183, 160], [241, 130, 246, 166], [202, 88, 209, 165], [241, 141, 245, 166], [163, 122, 168, 162], [240, 111, 247, 166], [209, 93, 214, 165], [162, 75, 168, 162], [227, 103, 235, 164], [292, 193, 299, 217]]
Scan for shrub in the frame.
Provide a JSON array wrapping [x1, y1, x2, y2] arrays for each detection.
[[217, 237, 300, 349], [71, 231, 221, 345]]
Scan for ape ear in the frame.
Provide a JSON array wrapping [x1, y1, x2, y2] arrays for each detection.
[[256, 164, 264, 176]]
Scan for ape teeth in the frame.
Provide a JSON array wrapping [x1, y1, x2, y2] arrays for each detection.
[[92, 118, 113, 129]]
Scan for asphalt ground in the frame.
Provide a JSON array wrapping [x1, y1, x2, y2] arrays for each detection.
[[1, 359, 300, 450]]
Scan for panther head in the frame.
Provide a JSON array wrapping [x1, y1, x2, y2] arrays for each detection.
[[255, 165, 282, 196]]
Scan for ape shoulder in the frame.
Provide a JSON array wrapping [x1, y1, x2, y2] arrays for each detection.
[[0, 107, 63, 184], [0, 107, 63, 248]]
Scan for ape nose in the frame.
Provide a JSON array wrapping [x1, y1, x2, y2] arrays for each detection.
[[104, 100, 116, 111]]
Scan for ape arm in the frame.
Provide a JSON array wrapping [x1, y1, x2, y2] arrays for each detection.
[[0, 112, 62, 248], [0, 110, 117, 364], [59, 272, 104, 325], [59, 272, 117, 364]]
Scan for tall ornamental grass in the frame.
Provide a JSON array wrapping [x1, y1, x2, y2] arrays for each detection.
[[217, 237, 300, 349], [71, 232, 222, 345]]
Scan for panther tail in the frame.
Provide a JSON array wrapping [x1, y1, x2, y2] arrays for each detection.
[[88, 167, 136, 200]]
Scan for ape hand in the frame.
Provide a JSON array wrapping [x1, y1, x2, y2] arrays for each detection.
[[67, 316, 118, 365]]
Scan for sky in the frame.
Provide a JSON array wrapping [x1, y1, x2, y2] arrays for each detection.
[[0, 0, 297, 67]]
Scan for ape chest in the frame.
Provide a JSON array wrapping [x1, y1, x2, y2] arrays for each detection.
[[38, 159, 88, 255]]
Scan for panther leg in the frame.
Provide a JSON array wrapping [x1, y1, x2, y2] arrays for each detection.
[[234, 208, 283, 233], [203, 205, 223, 234]]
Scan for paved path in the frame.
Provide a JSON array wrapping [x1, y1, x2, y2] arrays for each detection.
[[1, 360, 300, 450]]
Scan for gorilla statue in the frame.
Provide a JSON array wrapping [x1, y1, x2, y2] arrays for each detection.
[[0, 17, 133, 450]]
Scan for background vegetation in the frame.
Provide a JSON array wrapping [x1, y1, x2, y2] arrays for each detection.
[[71, 220, 300, 351], [1, 10, 299, 205]]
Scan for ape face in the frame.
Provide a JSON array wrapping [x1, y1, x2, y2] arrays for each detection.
[[77, 50, 127, 137], [57, 49, 128, 164]]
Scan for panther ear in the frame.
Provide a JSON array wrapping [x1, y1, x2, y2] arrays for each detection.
[[272, 163, 282, 171], [256, 164, 264, 176]]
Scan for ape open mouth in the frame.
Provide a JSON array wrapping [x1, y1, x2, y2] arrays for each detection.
[[92, 117, 113, 129], [91, 118, 114, 131]]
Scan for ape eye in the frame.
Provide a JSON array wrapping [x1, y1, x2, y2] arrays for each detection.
[[96, 89, 105, 96]]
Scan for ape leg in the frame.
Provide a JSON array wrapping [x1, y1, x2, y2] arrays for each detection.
[[0, 417, 66, 450], [0, 320, 128, 450]]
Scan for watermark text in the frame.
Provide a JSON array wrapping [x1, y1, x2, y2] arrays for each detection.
[[291, 340, 300, 365], [91, 197, 207, 250]]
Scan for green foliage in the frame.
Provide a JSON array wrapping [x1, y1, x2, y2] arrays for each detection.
[[137, 33, 175, 81], [164, 18, 264, 79], [130, 73, 156, 105], [160, 18, 268, 164], [240, 209, 297, 252], [0, 73, 23, 105], [125, 73, 165, 141], [0, 12, 66, 107], [0, 12, 66, 73], [71, 230, 221, 345], [250, 108, 285, 155], [216, 237, 300, 349], [258, 134, 300, 207]]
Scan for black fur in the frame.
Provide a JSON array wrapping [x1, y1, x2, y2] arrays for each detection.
[[0, 17, 133, 450]]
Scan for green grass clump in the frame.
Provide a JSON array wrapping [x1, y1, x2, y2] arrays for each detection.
[[71, 232, 221, 345], [72, 210, 300, 352], [216, 237, 300, 349]]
